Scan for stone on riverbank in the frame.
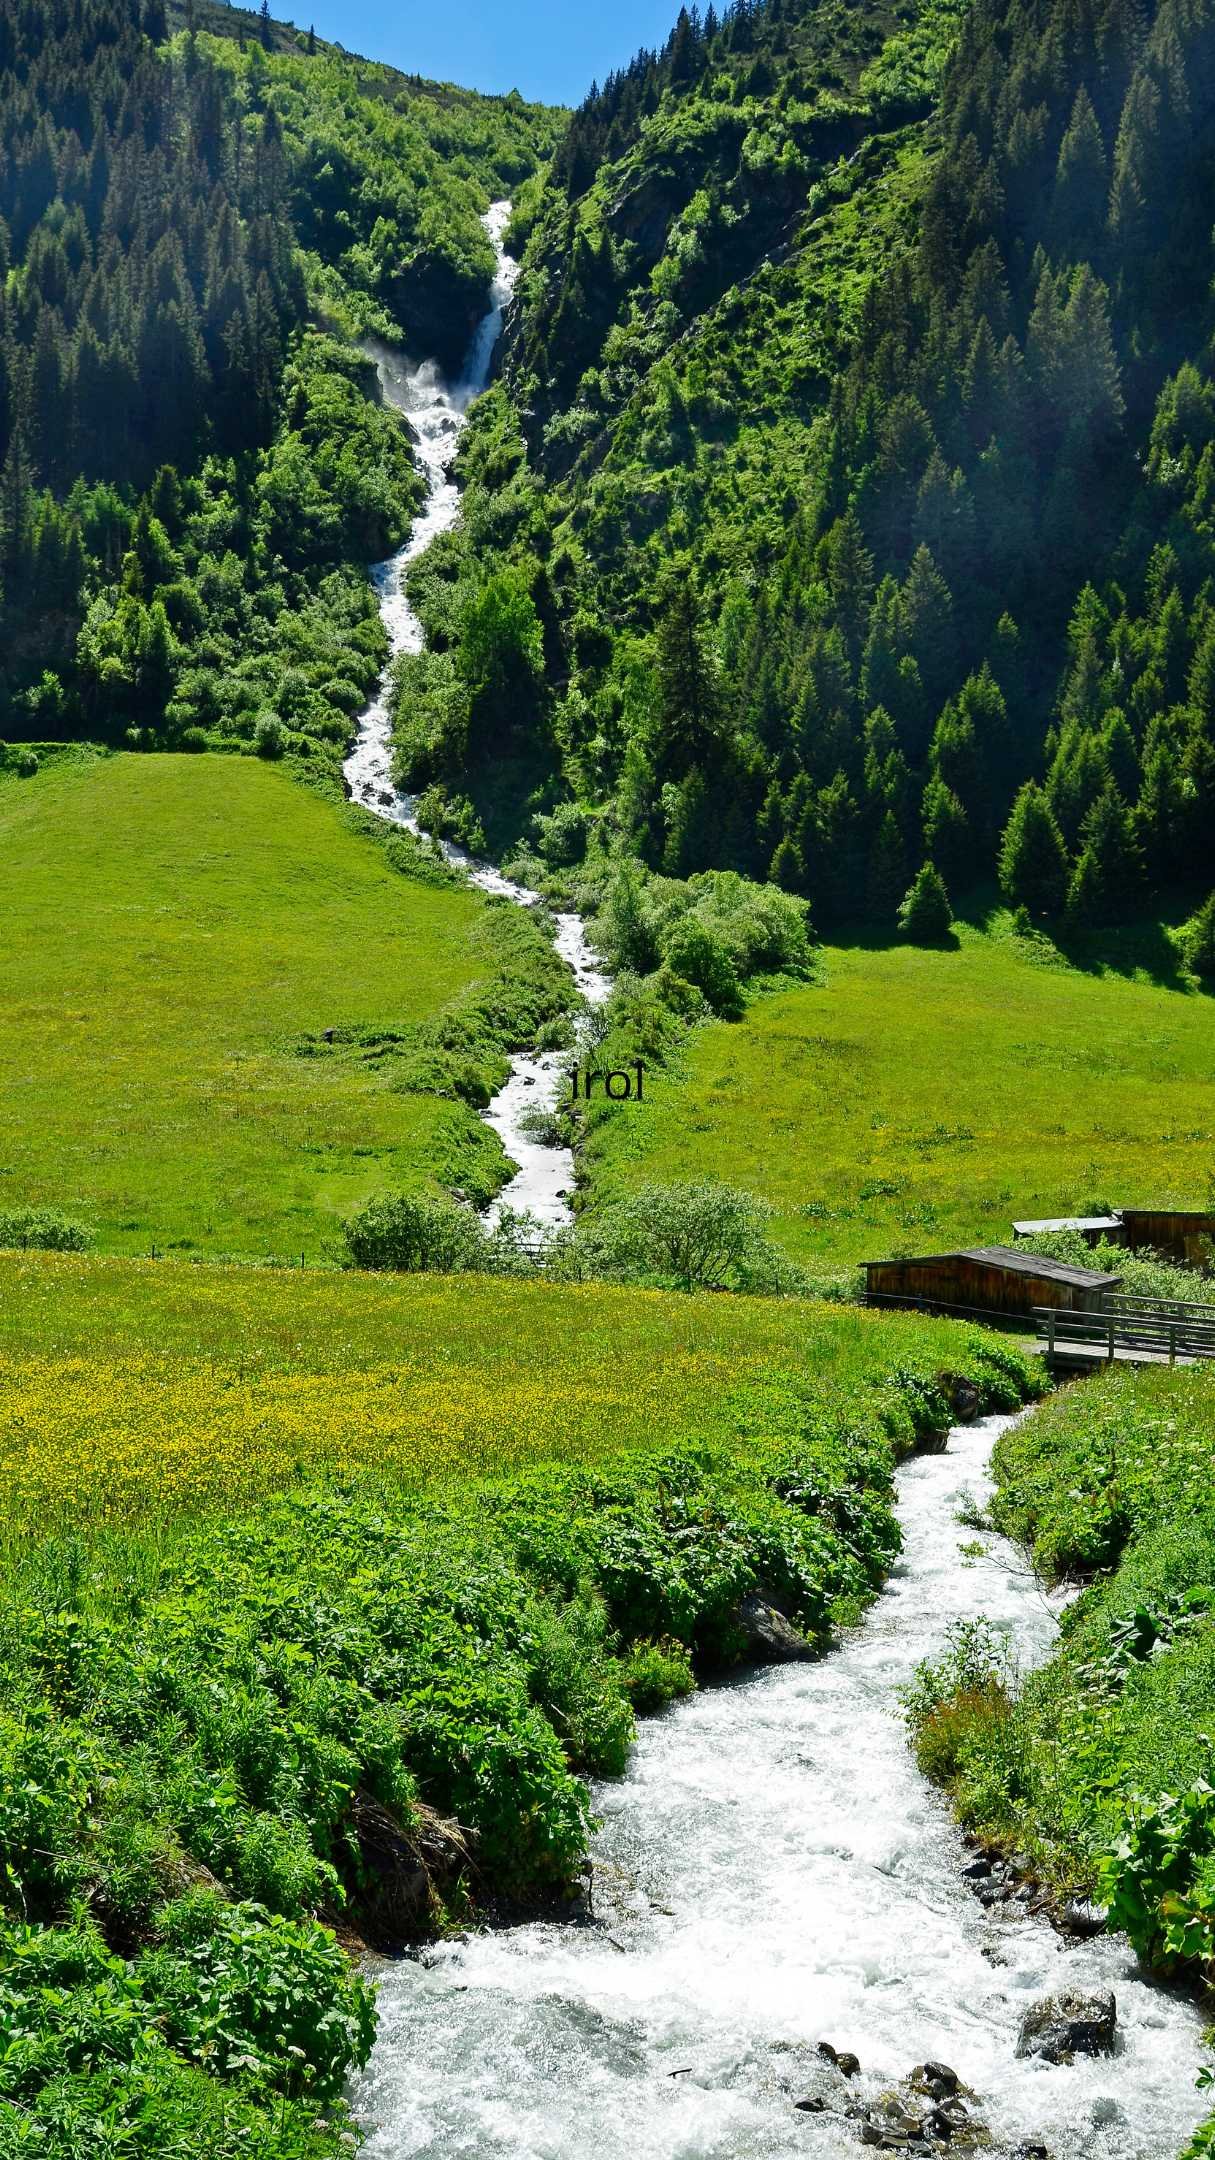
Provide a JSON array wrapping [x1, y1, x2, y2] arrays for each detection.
[[739, 1592, 813, 1661]]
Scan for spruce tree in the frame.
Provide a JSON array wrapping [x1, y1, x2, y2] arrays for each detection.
[[898, 861, 952, 944], [867, 808, 906, 923], [1066, 784, 1143, 923], [999, 783, 1070, 918], [921, 776, 970, 888]]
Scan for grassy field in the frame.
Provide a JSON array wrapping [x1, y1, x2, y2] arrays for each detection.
[[0, 1248, 1034, 1536], [583, 920, 1215, 1272], [0, 752, 565, 1257]]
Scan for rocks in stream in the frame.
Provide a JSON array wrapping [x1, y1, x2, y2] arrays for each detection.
[[817, 2040, 861, 2077], [799, 2053, 987, 2152], [854, 2071, 982, 2151], [739, 1592, 813, 1663], [937, 1373, 982, 1424], [1014, 1987, 1117, 2064]]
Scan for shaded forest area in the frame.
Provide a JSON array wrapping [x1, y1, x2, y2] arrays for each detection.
[[0, 0, 557, 748]]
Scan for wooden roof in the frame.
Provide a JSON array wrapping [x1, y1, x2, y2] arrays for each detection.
[[1012, 1216, 1122, 1236], [866, 1245, 1122, 1288]]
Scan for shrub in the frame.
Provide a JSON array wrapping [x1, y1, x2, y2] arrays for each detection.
[[0, 1207, 92, 1252], [252, 712, 286, 760], [620, 1638, 696, 1713], [1099, 1781, 1215, 1976], [596, 1179, 782, 1291], [141, 1893, 376, 2097], [660, 918, 742, 1017], [538, 800, 589, 865], [342, 1191, 490, 1273], [15, 749, 38, 778]]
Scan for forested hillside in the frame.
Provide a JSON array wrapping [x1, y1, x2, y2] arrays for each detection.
[[399, 0, 1215, 937], [0, 0, 558, 743]]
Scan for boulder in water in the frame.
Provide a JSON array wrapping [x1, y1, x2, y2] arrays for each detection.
[[1059, 1896, 1108, 1937], [740, 1592, 813, 1662], [909, 2061, 960, 2100], [817, 2039, 861, 2076], [1015, 1987, 1117, 2064]]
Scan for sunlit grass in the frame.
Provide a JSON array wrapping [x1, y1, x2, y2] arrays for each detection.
[[0, 753, 522, 1256], [585, 922, 1215, 1270], [0, 1249, 1024, 1537]]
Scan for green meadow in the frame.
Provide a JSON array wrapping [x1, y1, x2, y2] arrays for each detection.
[[0, 753, 564, 1257], [583, 920, 1215, 1273]]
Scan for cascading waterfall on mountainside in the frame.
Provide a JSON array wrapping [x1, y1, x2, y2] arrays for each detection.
[[343, 202, 610, 1234], [343, 211, 1208, 2160]]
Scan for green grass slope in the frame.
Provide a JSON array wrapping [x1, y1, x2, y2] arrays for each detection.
[[0, 754, 567, 1256], [581, 918, 1215, 1274]]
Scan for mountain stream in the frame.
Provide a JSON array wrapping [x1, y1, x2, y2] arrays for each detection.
[[342, 211, 1207, 2160], [342, 202, 608, 1232]]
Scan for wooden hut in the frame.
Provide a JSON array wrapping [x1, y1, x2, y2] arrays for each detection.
[[1116, 1209, 1215, 1266], [864, 1245, 1122, 1324]]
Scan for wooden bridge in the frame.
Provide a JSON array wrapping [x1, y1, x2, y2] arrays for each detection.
[[1035, 1293, 1215, 1370]]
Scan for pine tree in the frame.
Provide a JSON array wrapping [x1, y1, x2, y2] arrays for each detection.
[[867, 808, 906, 923], [259, 0, 273, 53], [999, 784, 1070, 919], [897, 861, 952, 943], [1066, 784, 1143, 923], [1052, 87, 1108, 262], [651, 570, 721, 780], [921, 775, 970, 887]]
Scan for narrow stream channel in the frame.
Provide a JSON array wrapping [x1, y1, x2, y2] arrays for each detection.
[[343, 203, 610, 1231], [353, 1415, 1208, 2159]]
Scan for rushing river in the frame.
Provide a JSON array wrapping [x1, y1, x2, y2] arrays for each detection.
[[352, 1414, 1208, 2159], [343, 202, 610, 1231]]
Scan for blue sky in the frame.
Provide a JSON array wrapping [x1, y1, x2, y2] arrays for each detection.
[[291, 0, 683, 106]]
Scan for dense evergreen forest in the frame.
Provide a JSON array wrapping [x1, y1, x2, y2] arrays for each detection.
[[397, 0, 1215, 934], [0, 0, 557, 747]]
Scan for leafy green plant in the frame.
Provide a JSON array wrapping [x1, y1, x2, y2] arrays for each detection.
[[0, 1208, 92, 1253]]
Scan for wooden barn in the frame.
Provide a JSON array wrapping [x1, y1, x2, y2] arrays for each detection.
[[1116, 1209, 1215, 1266], [864, 1245, 1122, 1324]]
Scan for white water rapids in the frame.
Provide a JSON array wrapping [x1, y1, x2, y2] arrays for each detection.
[[342, 201, 609, 1231], [352, 1415, 1208, 2159]]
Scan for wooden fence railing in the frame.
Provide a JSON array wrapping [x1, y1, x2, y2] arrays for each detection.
[[1035, 1303, 1215, 1363]]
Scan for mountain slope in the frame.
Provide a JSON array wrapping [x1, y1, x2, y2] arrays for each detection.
[[394, 0, 1215, 944]]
